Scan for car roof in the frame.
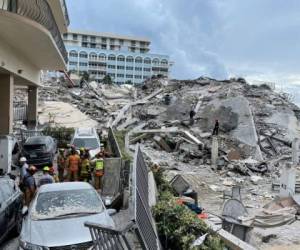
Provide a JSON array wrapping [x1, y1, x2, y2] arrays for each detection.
[[25, 136, 50, 145], [74, 128, 97, 137], [38, 182, 93, 193]]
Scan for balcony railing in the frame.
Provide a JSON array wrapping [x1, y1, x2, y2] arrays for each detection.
[[0, 0, 68, 63]]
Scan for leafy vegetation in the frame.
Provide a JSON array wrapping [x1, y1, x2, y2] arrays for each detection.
[[152, 169, 224, 250], [113, 129, 132, 161], [103, 74, 113, 85]]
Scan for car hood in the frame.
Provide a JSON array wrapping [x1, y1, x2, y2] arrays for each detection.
[[89, 148, 100, 158], [21, 212, 115, 247]]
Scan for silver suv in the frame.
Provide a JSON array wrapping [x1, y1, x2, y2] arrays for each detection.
[[71, 128, 101, 157]]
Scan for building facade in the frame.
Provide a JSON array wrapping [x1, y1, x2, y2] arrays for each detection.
[[0, 0, 69, 134], [63, 30, 171, 84]]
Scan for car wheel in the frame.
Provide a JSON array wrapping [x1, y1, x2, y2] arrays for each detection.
[[12, 209, 22, 236]]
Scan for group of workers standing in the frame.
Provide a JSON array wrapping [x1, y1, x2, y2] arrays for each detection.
[[18, 145, 109, 206]]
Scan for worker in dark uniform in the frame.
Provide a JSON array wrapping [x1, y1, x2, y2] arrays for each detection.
[[189, 109, 196, 125], [212, 119, 219, 136]]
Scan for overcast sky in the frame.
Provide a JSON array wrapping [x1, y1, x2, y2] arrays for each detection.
[[66, 0, 300, 87]]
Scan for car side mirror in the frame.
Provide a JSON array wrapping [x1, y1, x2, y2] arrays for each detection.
[[107, 209, 117, 216], [22, 206, 28, 216]]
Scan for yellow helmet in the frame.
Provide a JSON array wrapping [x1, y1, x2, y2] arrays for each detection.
[[43, 166, 50, 172], [80, 147, 85, 151]]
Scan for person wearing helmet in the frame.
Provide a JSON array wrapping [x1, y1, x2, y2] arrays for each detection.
[[91, 152, 104, 191], [19, 157, 28, 181], [49, 166, 59, 183], [79, 147, 85, 159], [23, 166, 37, 206], [80, 151, 91, 182], [66, 148, 81, 181], [38, 166, 54, 187], [57, 148, 66, 182]]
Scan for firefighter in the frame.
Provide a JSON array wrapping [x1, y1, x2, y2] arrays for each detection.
[[80, 151, 91, 182], [66, 148, 81, 181], [38, 166, 54, 187], [57, 148, 66, 182], [93, 153, 104, 191], [79, 147, 85, 159]]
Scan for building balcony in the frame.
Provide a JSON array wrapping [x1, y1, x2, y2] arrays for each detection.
[[0, 0, 68, 79]]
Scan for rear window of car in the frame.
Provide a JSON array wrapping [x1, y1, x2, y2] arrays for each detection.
[[24, 144, 46, 151], [73, 138, 99, 149], [0, 180, 13, 201]]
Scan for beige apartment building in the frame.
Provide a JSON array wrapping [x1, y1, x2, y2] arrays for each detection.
[[0, 0, 69, 134]]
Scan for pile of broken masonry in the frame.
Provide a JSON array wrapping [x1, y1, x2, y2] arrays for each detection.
[[15, 75, 300, 249]]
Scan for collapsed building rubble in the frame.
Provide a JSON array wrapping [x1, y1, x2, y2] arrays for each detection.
[[13, 75, 300, 249]]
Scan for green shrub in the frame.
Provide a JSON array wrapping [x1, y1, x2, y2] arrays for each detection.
[[152, 169, 223, 250]]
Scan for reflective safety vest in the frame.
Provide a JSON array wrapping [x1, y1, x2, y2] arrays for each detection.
[[68, 154, 80, 172], [57, 155, 65, 169], [81, 159, 90, 175], [95, 158, 104, 176]]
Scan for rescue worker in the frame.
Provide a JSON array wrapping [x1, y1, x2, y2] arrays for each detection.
[[212, 119, 219, 136], [19, 157, 28, 181], [23, 165, 36, 206], [66, 148, 81, 181], [38, 166, 54, 187], [49, 166, 59, 183], [57, 148, 66, 182], [92, 153, 104, 191], [80, 151, 91, 182], [79, 147, 85, 159]]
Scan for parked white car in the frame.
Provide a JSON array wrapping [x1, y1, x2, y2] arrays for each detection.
[[19, 182, 115, 249], [71, 127, 101, 158]]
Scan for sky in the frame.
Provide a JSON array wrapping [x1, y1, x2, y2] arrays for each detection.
[[65, 0, 300, 92]]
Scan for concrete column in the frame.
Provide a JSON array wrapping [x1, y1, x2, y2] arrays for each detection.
[[211, 136, 218, 167], [0, 74, 13, 135], [280, 162, 296, 198], [292, 138, 299, 166], [27, 86, 38, 128]]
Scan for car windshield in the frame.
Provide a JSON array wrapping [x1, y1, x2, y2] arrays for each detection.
[[32, 189, 103, 220], [24, 144, 46, 151], [73, 138, 99, 149]]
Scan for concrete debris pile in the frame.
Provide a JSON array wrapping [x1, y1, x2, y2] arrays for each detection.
[[37, 79, 135, 128]]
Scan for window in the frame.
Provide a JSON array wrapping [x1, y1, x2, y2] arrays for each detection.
[[63, 34, 68, 39], [126, 74, 133, 79], [99, 54, 106, 60], [108, 65, 115, 69], [79, 52, 88, 58], [117, 74, 124, 78], [126, 57, 134, 62], [73, 34, 78, 40], [135, 57, 142, 63], [79, 62, 87, 66], [69, 51, 78, 57], [90, 44, 96, 48], [101, 45, 107, 50], [0, 181, 13, 201], [108, 55, 116, 60], [119, 39, 124, 45], [130, 48, 135, 52], [117, 66, 125, 70], [135, 67, 142, 71], [69, 61, 77, 66], [135, 75, 142, 79], [90, 36, 96, 42], [101, 37, 107, 43], [110, 39, 115, 44], [152, 59, 159, 65], [82, 35, 88, 41], [126, 66, 133, 70], [143, 68, 151, 72], [131, 41, 136, 46], [108, 73, 115, 78], [161, 59, 168, 65], [117, 56, 125, 62], [144, 58, 151, 64], [82, 43, 88, 48], [143, 75, 150, 79]]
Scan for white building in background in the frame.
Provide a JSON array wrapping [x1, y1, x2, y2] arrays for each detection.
[[63, 30, 172, 84]]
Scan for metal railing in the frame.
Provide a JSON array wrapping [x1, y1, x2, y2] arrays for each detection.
[[133, 145, 160, 250], [85, 221, 135, 250], [13, 101, 27, 121], [0, 0, 68, 63]]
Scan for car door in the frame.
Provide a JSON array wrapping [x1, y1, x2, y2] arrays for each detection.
[[0, 187, 8, 242], [1, 180, 15, 230]]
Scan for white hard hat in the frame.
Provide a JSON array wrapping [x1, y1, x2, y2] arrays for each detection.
[[20, 157, 27, 162]]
